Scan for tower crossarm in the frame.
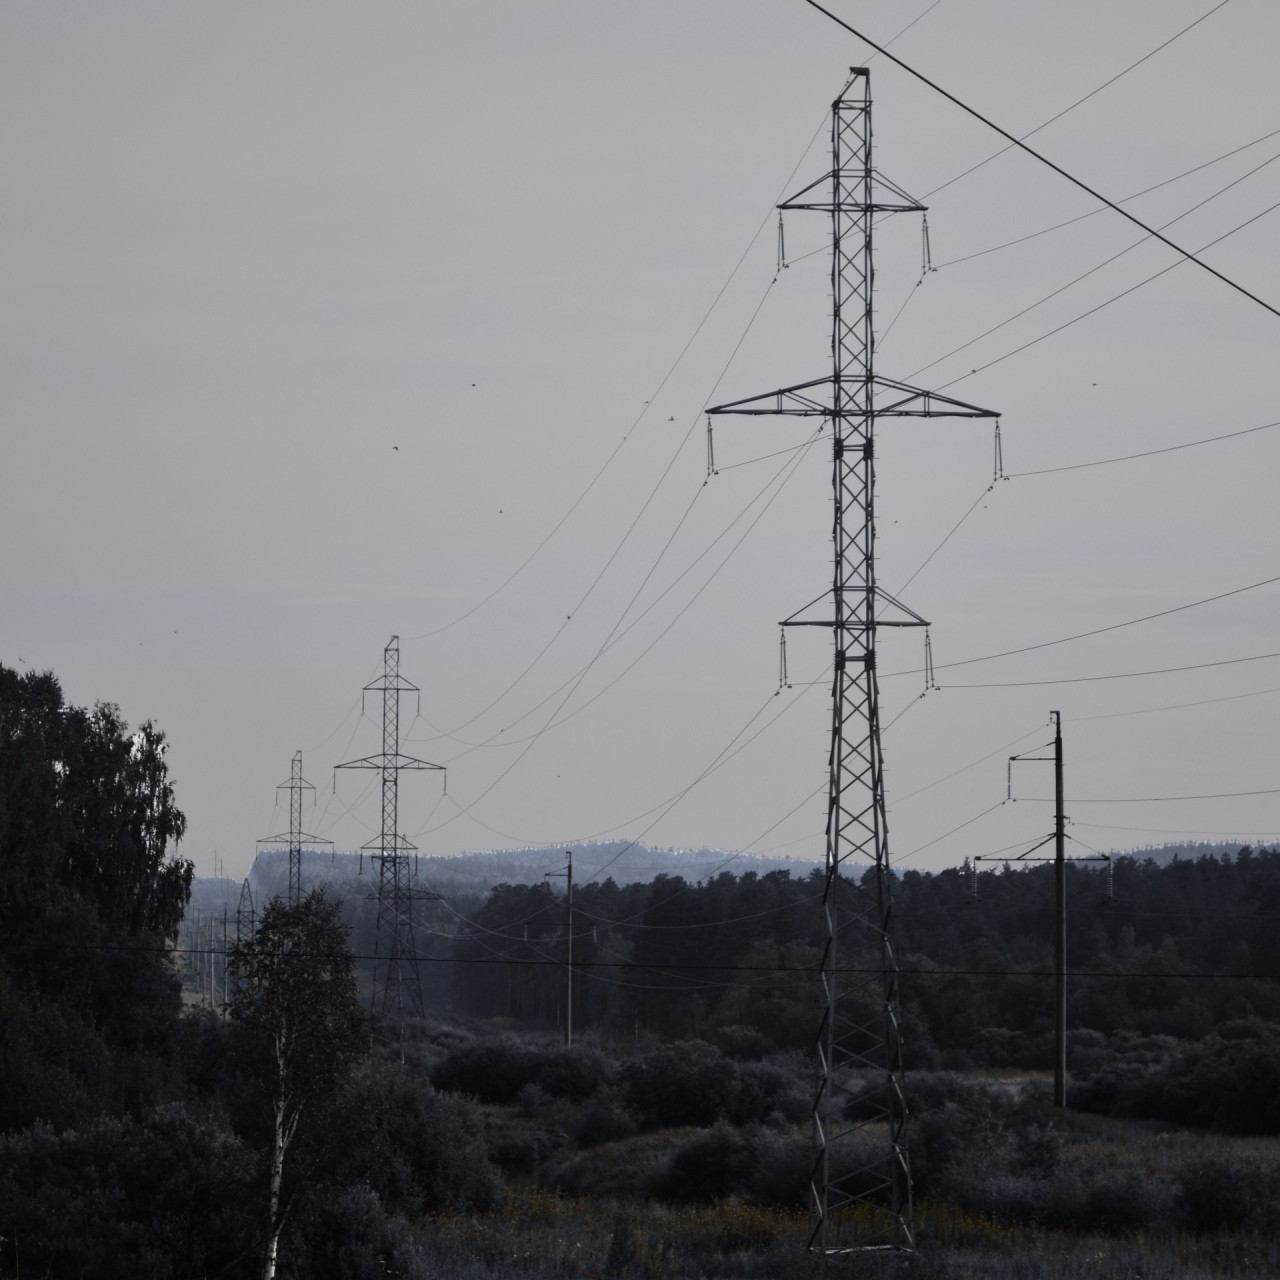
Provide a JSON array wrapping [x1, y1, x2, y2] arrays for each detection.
[[256, 831, 330, 847], [780, 168, 926, 214], [334, 753, 445, 772], [707, 374, 996, 421]]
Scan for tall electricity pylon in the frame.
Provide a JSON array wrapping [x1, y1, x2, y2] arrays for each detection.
[[257, 750, 330, 906], [337, 636, 445, 1023], [708, 69, 998, 1256]]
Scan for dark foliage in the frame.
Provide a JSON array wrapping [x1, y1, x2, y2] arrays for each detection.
[[0, 665, 190, 954], [906, 1071, 1001, 1199], [1070, 1019, 1280, 1133], [318, 1054, 502, 1215], [431, 1036, 612, 1104], [621, 1039, 736, 1130], [0, 1105, 256, 1280], [1174, 1156, 1280, 1234], [573, 1086, 638, 1147], [648, 1122, 761, 1203], [280, 1184, 421, 1280], [0, 664, 192, 1133]]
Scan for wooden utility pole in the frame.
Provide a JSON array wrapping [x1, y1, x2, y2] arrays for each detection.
[[546, 851, 573, 1046], [1053, 710, 1066, 1109]]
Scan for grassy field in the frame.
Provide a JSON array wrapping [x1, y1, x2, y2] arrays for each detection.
[[395, 1062, 1280, 1279]]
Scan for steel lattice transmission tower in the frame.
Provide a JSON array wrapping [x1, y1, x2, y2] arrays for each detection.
[[235, 878, 256, 943], [257, 750, 330, 906], [336, 636, 445, 1023], [708, 69, 997, 1256]]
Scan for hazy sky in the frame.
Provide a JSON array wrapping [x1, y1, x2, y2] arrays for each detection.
[[5, 1, 1280, 884]]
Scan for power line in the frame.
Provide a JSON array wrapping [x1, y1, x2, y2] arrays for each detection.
[[48, 937, 1280, 985], [1069, 787, 1280, 804], [894, 480, 994, 595], [418, 435, 820, 844], [1008, 417, 1280, 478], [934, 124, 1280, 270], [922, 0, 1235, 201], [912, 147, 1280, 385], [939, 648, 1280, 689], [894, 726, 1045, 803], [898, 800, 1009, 863], [797, 0, 1280, 322], [932, 194, 1280, 393], [893, 573, 1280, 680], [1066, 683, 1280, 723]]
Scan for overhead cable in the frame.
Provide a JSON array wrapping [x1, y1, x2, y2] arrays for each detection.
[[892, 572, 1280, 679], [935, 123, 1280, 270], [1009, 417, 1280, 478], [921, 0, 1235, 201], [798, 0, 1280, 322], [939, 648, 1280, 689]]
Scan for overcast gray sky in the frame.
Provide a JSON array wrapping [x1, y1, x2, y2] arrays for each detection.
[[5, 0, 1280, 883]]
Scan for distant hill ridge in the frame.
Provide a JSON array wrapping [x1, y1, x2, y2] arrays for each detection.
[[184, 838, 1277, 922], [183, 842, 816, 921], [247, 840, 814, 902]]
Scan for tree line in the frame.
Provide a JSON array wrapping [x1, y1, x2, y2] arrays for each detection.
[[391, 848, 1280, 1064]]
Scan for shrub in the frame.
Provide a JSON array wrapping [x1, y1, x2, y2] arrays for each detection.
[[1175, 1157, 1280, 1234], [729, 1059, 808, 1125], [531, 1043, 613, 1101], [0, 1105, 256, 1279], [747, 1132, 812, 1209], [431, 1037, 540, 1103], [714, 1024, 774, 1061], [622, 1039, 737, 1130], [322, 1058, 502, 1215], [431, 1037, 610, 1105], [1070, 1024, 1280, 1135], [904, 1072, 998, 1200], [574, 1088, 638, 1148], [283, 1184, 423, 1280], [648, 1123, 761, 1204]]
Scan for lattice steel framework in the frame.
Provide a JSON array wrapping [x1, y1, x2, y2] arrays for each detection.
[[257, 750, 329, 906], [708, 69, 997, 1256], [337, 636, 444, 1022], [235, 878, 256, 943]]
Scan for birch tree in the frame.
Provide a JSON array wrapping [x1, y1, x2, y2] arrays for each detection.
[[228, 890, 363, 1280]]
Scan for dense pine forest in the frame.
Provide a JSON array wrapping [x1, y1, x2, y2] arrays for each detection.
[[5, 662, 1280, 1278]]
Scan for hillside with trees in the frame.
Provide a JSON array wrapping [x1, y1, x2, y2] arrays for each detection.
[[7, 660, 1280, 1278]]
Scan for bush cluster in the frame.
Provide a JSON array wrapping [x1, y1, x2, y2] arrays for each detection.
[[431, 1037, 610, 1104], [1069, 1019, 1280, 1134]]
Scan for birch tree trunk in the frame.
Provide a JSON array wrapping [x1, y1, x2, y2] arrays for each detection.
[[263, 1028, 297, 1280]]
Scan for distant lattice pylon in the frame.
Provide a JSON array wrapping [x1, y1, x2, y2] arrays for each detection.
[[257, 750, 330, 906], [336, 636, 444, 1023]]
